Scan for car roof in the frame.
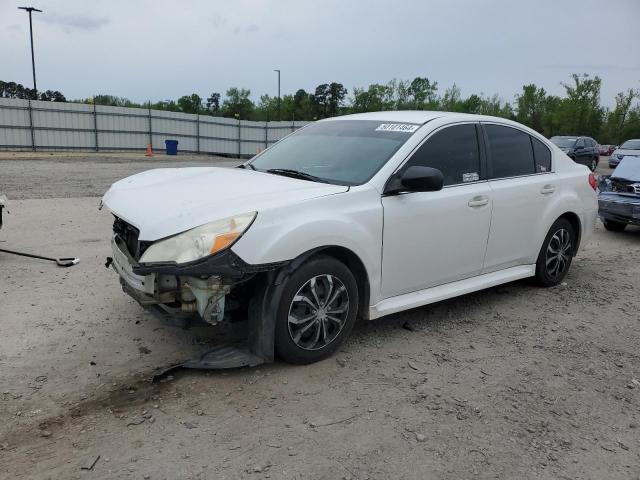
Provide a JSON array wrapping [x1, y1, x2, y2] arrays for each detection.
[[321, 110, 524, 126]]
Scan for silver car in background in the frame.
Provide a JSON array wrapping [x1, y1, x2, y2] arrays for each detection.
[[609, 139, 640, 168]]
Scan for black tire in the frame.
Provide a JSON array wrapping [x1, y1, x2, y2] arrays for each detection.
[[590, 158, 598, 172], [534, 218, 575, 287], [603, 219, 627, 232], [274, 255, 358, 364]]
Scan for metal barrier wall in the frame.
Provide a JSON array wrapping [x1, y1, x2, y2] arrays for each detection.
[[0, 98, 308, 156]]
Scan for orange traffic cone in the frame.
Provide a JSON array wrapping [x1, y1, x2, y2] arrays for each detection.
[[145, 143, 154, 157]]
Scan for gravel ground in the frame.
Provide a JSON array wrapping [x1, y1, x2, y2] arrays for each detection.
[[0, 151, 241, 199], [1, 154, 639, 479]]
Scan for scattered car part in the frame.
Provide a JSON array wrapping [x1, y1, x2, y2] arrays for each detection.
[[0, 248, 80, 267], [0, 194, 7, 229], [0, 194, 79, 267]]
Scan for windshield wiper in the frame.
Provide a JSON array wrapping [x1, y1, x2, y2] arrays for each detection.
[[265, 168, 328, 183], [237, 163, 256, 170]]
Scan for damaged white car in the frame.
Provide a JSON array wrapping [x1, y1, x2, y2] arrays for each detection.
[[102, 112, 598, 366]]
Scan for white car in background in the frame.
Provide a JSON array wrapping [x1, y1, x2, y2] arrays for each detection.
[[609, 139, 640, 168], [102, 111, 598, 365]]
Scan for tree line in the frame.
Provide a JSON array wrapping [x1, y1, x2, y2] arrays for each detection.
[[2, 75, 639, 144]]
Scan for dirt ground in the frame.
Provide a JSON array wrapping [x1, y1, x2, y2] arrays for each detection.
[[1, 153, 639, 480]]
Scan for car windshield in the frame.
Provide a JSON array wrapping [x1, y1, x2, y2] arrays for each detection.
[[620, 139, 640, 150], [550, 137, 577, 148], [248, 120, 420, 185]]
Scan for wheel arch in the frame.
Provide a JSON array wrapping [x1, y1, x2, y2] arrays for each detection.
[[557, 211, 582, 255], [278, 245, 371, 320]]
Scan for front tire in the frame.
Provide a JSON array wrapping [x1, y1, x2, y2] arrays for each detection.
[[534, 218, 575, 287], [274, 255, 358, 364], [603, 219, 627, 232]]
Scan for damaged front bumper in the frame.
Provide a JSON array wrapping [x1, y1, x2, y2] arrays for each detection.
[[598, 194, 640, 226], [107, 231, 287, 370]]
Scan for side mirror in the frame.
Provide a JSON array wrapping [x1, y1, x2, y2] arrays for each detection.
[[574, 145, 584, 151], [385, 166, 444, 195]]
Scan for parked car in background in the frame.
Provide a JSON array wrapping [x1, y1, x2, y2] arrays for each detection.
[[599, 144, 615, 156], [550, 136, 600, 171], [103, 112, 598, 365], [609, 139, 640, 168], [598, 158, 640, 231]]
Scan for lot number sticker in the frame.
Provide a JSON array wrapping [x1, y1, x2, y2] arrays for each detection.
[[375, 123, 419, 133]]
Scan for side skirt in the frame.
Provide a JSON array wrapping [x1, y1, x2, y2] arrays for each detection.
[[369, 264, 535, 320]]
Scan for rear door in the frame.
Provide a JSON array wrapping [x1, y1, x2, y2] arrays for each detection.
[[381, 123, 492, 298], [482, 123, 556, 272]]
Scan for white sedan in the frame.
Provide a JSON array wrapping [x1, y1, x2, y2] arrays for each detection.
[[102, 111, 598, 365]]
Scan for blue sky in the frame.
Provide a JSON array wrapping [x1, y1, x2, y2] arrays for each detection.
[[2, 0, 639, 107]]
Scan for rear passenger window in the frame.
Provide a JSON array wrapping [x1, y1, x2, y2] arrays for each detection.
[[404, 124, 481, 186], [531, 137, 552, 173], [485, 124, 535, 178]]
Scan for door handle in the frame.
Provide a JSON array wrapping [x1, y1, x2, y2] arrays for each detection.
[[468, 195, 489, 208], [540, 184, 556, 195]]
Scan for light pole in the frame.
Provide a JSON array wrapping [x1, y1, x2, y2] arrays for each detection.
[[273, 69, 281, 121], [18, 6, 42, 92]]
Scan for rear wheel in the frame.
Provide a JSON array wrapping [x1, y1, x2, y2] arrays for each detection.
[[590, 158, 598, 171], [534, 218, 575, 287], [274, 255, 358, 364], [603, 219, 627, 232]]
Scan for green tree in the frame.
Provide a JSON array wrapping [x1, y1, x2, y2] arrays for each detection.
[[440, 84, 462, 111], [601, 89, 639, 144], [351, 83, 393, 113], [311, 83, 347, 118], [407, 77, 438, 109], [516, 84, 548, 132], [206, 92, 221, 114], [293, 89, 313, 120], [221, 88, 254, 119], [556, 74, 604, 137], [177, 93, 202, 114], [93, 94, 139, 107]]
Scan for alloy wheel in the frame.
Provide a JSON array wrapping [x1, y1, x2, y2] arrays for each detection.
[[287, 274, 349, 351], [545, 228, 571, 279]]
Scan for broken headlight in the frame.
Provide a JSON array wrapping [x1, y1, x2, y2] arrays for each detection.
[[139, 212, 256, 264]]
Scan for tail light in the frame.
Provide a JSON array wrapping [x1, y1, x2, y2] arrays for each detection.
[[588, 172, 597, 191]]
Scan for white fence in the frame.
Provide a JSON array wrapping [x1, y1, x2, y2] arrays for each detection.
[[0, 98, 308, 156]]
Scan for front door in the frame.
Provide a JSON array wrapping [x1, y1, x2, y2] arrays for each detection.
[[381, 123, 492, 299]]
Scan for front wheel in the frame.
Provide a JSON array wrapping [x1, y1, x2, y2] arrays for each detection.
[[274, 255, 358, 364], [603, 219, 627, 232], [534, 218, 575, 287]]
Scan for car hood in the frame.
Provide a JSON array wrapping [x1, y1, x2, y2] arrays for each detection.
[[102, 167, 348, 240]]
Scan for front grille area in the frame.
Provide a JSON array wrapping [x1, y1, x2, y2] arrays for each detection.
[[611, 179, 640, 195], [113, 217, 150, 260]]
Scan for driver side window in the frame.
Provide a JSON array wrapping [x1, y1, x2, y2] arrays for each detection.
[[403, 124, 482, 186], [576, 138, 585, 148]]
